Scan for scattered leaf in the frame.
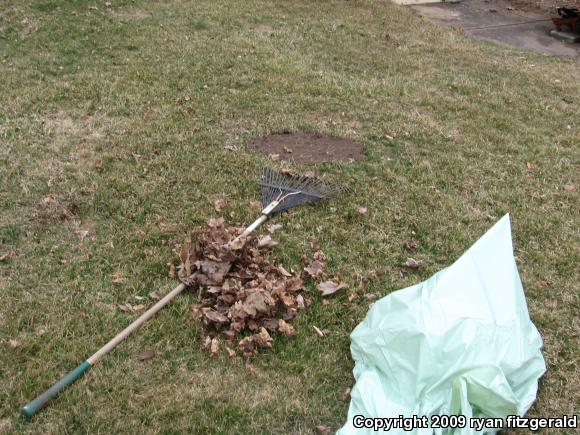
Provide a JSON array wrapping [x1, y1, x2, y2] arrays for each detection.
[[249, 200, 262, 210], [132, 304, 146, 312], [117, 303, 133, 313], [75, 229, 89, 240], [526, 162, 536, 169], [563, 183, 575, 191], [266, 223, 283, 233], [9, 339, 19, 349], [257, 235, 278, 249], [278, 319, 295, 336], [269, 153, 280, 161], [356, 206, 368, 215], [210, 338, 220, 356], [342, 387, 351, 401], [136, 350, 155, 361], [283, 146, 293, 153], [225, 345, 236, 357], [318, 280, 347, 296], [111, 273, 125, 284], [304, 260, 324, 278], [167, 263, 176, 278], [214, 198, 226, 212], [313, 325, 325, 337], [0, 251, 14, 262], [149, 291, 161, 300], [403, 241, 417, 252], [404, 258, 422, 269], [316, 426, 331, 435]]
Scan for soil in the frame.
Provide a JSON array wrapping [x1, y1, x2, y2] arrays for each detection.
[[245, 131, 362, 164]]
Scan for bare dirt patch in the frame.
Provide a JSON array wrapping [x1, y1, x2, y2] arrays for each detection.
[[245, 131, 362, 164]]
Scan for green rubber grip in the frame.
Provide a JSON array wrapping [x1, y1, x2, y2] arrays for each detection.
[[21, 360, 92, 418]]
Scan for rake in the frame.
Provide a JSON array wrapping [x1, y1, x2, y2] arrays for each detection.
[[22, 167, 347, 418]]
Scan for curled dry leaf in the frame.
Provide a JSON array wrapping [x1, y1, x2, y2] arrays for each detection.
[[304, 260, 324, 278], [318, 280, 347, 296], [278, 319, 295, 336], [257, 235, 278, 249], [167, 263, 176, 278], [403, 241, 417, 252], [213, 198, 226, 212], [404, 258, 422, 269], [149, 291, 161, 300], [266, 223, 283, 233], [117, 303, 133, 313], [179, 219, 307, 356], [316, 426, 331, 435], [0, 251, 14, 262], [342, 387, 351, 401], [111, 273, 125, 284], [210, 338, 220, 356], [313, 325, 325, 337], [136, 350, 155, 361], [9, 339, 20, 349]]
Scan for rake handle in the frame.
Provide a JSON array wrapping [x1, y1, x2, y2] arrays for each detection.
[[21, 204, 280, 418], [21, 282, 186, 418]]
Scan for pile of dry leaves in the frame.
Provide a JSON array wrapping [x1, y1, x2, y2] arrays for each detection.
[[177, 218, 314, 357]]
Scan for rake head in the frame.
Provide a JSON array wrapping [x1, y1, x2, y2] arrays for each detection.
[[259, 167, 348, 215]]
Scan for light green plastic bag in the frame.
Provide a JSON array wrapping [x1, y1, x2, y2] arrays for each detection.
[[338, 215, 546, 434]]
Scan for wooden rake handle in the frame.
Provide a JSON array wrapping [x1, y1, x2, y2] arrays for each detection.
[[21, 283, 186, 418], [21, 207, 277, 418]]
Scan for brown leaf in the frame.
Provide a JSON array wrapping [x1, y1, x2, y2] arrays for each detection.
[[214, 198, 226, 212], [269, 153, 280, 161], [117, 303, 133, 313], [225, 345, 236, 357], [403, 241, 417, 252], [342, 387, 351, 401], [304, 260, 324, 278], [111, 273, 125, 284], [136, 350, 155, 361], [526, 162, 536, 169], [313, 325, 325, 337], [132, 304, 146, 312], [254, 327, 273, 349], [9, 339, 19, 349], [278, 319, 295, 336], [0, 251, 14, 262], [278, 265, 292, 277], [167, 263, 176, 278], [356, 206, 368, 215], [75, 229, 89, 240], [266, 223, 283, 233], [257, 235, 278, 249], [316, 426, 331, 435], [283, 145, 293, 153], [285, 276, 304, 292], [317, 280, 347, 296], [563, 183, 575, 191], [210, 338, 220, 356], [149, 291, 161, 300], [404, 258, 422, 269], [249, 200, 262, 210]]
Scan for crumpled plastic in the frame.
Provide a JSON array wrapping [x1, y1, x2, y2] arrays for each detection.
[[338, 214, 546, 434]]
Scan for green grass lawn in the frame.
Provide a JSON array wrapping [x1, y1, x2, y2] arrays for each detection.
[[1, 0, 578, 433]]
